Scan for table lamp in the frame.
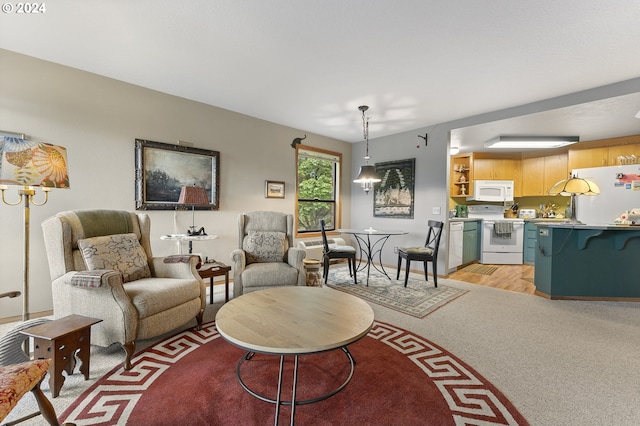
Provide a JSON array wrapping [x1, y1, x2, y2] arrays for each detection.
[[548, 175, 599, 223], [178, 184, 209, 236]]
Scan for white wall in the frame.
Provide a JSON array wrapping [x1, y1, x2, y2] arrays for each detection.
[[0, 50, 353, 319]]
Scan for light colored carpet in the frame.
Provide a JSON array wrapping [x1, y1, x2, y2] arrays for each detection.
[[326, 267, 467, 318], [3, 271, 640, 425]]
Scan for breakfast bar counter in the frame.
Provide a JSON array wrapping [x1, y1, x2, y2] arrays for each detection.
[[534, 223, 640, 300]]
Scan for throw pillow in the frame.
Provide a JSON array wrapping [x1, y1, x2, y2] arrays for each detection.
[[78, 233, 151, 283], [243, 231, 286, 263]]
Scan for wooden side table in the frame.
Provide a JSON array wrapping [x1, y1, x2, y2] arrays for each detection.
[[198, 262, 231, 304], [20, 314, 102, 398]]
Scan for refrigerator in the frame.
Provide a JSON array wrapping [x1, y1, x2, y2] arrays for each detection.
[[573, 164, 640, 225]]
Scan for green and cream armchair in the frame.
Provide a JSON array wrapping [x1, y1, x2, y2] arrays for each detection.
[[230, 211, 306, 298], [41, 209, 206, 370]]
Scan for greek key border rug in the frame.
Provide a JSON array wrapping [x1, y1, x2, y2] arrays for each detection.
[[326, 266, 468, 318]]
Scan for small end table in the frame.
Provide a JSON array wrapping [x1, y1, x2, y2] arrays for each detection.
[[20, 314, 102, 397], [198, 262, 231, 304]]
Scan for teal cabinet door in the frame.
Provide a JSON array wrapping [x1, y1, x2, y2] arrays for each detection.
[[462, 221, 480, 264], [523, 221, 538, 264]]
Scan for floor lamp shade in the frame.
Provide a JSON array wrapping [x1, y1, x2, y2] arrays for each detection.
[[0, 137, 70, 188], [0, 136, 70, 322]]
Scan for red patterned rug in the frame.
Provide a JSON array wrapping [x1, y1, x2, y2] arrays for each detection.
[[61, 321, 528, 425]]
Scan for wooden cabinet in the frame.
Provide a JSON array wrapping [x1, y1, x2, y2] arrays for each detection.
[[521, 157, 545, 196], [523, 221, 538, 265], [450, 154, 472, 197], [521, 154, 567, 196], [543, 153, 568, 192], [568, 147, 608, 170], [473, 158, 517, 180], [607, 144, 640, 166], [462, 221, 480, 265]]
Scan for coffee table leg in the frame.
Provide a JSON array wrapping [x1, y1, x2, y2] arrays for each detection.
[[274, 355, 285, 426], [290, 355, 299, 426]]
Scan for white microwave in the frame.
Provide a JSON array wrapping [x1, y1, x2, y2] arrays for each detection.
[[467, 180, 514, 202]]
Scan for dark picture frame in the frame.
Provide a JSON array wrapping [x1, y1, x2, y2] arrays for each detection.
[[373, 158, 415, 218], [265, 180, 285, 198], [135, 139, 220, 210]]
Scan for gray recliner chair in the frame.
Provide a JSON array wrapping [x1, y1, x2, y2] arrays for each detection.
[[230, 211, 306, 298], [41, 209, 206, 370]]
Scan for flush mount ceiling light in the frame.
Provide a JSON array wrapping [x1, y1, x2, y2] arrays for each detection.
[[449, 146, 460, 155], [484, 136, 579, 149], [353, 105, 381, 193]]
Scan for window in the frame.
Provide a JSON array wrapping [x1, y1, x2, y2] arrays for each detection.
[[296, 145, 341, 235]]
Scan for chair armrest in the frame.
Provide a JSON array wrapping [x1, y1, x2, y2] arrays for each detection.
[[230, 249, 246, 298], [53, 271, 138, 345], [287, 247, 307, 286], [150, 256, 200, 279]]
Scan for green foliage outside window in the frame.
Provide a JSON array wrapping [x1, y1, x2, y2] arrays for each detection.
[[297, 156, 337, 232]]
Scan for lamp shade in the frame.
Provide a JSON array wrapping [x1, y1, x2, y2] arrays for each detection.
[[353, 165, 381, 183], [178, 185, 209, 205], [548, 177, 600, 196], [0, 137, 70, 188]]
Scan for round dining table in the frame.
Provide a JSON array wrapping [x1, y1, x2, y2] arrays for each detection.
[[336, 228, 407, 285]]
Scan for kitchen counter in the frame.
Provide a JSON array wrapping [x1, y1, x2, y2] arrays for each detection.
[[449, 218, 481, 222], [534, 224, 640, 300]]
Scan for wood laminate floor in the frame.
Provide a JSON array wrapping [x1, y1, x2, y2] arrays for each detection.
[[447, 264, 535, 295]]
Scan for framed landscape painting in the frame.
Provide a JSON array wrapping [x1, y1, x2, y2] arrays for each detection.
[[135, 139, 220, 210], [373, 158, 415, 218]]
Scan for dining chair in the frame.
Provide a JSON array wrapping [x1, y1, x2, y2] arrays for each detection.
[[396, 220, 444, 287], [320, 220, 357, 284]]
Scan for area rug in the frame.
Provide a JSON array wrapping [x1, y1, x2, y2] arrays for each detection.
[[326, 267, 467, 318], [60, 321, 528, 426], [461, 264, 498, 275]]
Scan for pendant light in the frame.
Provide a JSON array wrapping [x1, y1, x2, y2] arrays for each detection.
[[353, 105, 381, 193]]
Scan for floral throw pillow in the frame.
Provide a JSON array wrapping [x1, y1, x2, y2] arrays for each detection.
[[243, 231, 287, 263], [78, 233, 151, 283]]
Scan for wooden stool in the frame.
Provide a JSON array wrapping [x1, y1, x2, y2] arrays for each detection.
[[20, 315, 102, 398], [198, 262, 231, 304]]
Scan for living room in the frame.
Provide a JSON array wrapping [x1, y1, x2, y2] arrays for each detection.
[[2, 2, 640, 425]]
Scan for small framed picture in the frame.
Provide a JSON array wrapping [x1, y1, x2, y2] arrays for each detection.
[[265, 180, 285, 198]]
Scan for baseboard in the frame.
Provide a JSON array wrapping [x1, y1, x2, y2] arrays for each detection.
[[0, 310, 53, 325]]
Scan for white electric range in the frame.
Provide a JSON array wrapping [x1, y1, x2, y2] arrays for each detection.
[[467, 205, 524, 265]]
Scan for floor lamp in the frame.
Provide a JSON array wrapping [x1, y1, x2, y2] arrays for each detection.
[[0, 134, 70, 322]]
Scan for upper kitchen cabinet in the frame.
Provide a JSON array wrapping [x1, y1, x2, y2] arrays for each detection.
[[569, 135, 640, 170], [568, 146, 609, 170], [473, 158, 518, 180], [607, 143, 640, 166], [543, 153, 568, 192], [521, 157, 545, 195], [521, 153, 568, 196], [450, 153, 473, 197]]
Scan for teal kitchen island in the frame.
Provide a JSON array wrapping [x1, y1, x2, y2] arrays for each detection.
[[534, 223, 640, 300]]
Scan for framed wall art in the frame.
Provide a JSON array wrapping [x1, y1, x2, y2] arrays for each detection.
[[135, 139, 220, 210], [265, 180, 285, 198], [373, 158, 415, 218]]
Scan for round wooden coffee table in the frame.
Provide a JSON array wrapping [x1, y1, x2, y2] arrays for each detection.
[[215, 286, 374, 425]]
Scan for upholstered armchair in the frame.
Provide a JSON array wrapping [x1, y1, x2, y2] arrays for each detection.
[[230, 211, 306, 298], [41, 209, 206, 370]]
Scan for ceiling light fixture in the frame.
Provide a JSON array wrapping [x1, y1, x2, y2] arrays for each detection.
[[353, 105, 381, 193], [450, 146, 460, 155], [484, 136, 579, 149]]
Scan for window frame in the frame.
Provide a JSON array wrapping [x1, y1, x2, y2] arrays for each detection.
[[295, 144, 342, 237]]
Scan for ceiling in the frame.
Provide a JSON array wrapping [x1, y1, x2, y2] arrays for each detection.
[[1, 0, 640, 148]]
